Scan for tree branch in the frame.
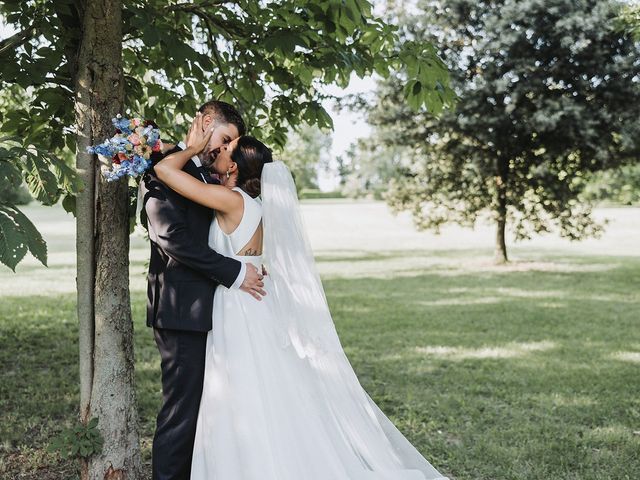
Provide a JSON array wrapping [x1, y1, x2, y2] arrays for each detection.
[[191, 7, 245, 41], [166, 0, 228, 13], [0, 24, 38, 56], [197, 14, 249, 112]]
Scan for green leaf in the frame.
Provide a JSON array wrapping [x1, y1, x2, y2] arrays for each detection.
[[10, 206, 47, 266], [315, 106, 334, 130], [142, 25, 160, 47], [0, 205, 29, 271], [0, 159, 23, 187], [0, 205, 47, 269], [62, 194, 76, 216], [23, 152, 61, 205], [263, 31, 302, 55], [344, 0, 360, 23]]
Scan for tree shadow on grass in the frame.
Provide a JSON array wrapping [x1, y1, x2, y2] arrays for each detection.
[[316, 246, 639, 264], [1, 253, 638, 479], [323, 257, 640, 480]]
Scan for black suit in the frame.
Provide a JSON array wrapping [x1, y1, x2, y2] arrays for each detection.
[[140, 146, 242, 480]]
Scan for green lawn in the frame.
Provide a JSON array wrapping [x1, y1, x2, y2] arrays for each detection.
[[1, 203, 639, 479]]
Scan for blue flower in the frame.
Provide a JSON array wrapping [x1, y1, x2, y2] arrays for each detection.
[[89, 114, 160, 182], [112, 116, 133, 133]]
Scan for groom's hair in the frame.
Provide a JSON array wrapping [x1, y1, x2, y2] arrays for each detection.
[[198, 100, 246, 136]]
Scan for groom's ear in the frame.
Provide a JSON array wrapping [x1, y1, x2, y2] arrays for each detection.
[[201, 114, 214, 131]]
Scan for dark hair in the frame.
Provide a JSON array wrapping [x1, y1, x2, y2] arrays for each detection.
[[198, 100, 246, 136], [231, 136, 273, 198]]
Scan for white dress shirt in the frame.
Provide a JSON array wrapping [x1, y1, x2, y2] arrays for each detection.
[[177, 142, 246, 289]]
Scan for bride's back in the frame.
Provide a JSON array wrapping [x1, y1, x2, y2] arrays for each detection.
[[209, 187, 263, 258]]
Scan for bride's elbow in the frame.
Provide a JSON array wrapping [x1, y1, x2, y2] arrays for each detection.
[[155, 163, 169, 181]]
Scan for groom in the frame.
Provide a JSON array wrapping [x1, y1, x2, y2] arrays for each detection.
[[141, 100, 265, 480]]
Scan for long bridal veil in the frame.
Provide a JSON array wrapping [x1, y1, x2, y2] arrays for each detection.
[[260, 161, 449, 480]]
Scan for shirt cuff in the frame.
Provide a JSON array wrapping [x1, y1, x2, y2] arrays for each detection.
[[230, 262, 246, 289]]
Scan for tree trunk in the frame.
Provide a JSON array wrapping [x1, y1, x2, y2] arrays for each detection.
[[494, 158, 509, 264], [494, 207, 508, 264], [74, 0, 142, 479]]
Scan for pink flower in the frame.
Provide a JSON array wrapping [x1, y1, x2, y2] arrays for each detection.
[[133, 118, 141, 127], [128, 133, 141, 146]]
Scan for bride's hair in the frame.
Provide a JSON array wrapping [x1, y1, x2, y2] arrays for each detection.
[[231, 136, 273, 198]]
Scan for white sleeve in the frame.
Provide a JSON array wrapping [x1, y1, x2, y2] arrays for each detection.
[[230, 262, 246, 289]]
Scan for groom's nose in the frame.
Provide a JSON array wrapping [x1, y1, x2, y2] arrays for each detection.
[[209, 147, 221, 160]]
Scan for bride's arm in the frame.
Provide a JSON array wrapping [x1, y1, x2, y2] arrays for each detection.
[[154, 116, 241, 213]]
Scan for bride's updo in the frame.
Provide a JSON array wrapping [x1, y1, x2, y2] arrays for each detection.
[[231, 136, 273, 198]]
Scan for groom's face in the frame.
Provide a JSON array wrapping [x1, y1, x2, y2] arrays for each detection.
[[199, 116, 240, 170]]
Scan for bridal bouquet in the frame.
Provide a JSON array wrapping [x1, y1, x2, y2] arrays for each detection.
[[88, 115, 162, 181]]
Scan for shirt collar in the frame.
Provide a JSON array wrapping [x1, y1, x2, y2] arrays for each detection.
[[177, 141, 202, 167]]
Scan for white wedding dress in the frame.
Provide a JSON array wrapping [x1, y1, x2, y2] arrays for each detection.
[[190, 163, 448, 480]]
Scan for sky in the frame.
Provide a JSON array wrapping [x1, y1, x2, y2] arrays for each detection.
[[319, 74, 377, 190]]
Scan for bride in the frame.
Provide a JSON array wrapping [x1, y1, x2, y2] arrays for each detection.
[[155, 114, 449, 480]]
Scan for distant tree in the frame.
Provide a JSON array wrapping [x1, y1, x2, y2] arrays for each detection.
[[339, 139, 407, 198], [581, 165, 640, 205], [0, 1, 454, 478], [335, 153, 353, 187], [368, 0, 640, 262], [617, 3, 640, 40], [280, 124, 332, 191], [0, 89, 32, 206], [0, 183, 32, 206]]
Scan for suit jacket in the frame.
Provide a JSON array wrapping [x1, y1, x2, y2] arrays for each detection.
[[140, 145, 242, 332]]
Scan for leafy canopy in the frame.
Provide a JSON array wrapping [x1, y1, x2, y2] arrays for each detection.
[[0, 0, 455, 269]]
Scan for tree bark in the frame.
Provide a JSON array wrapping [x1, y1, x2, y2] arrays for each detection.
[[495, 205, 508, 264], [494, 157, 509, 264], [75, 38, 95, 429], [74, 0, 142, 479]]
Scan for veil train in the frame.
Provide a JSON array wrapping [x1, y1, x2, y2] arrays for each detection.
[[260, 161, 449, 480]]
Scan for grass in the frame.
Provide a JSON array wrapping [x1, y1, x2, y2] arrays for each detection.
[[1, 203, 639, 479]]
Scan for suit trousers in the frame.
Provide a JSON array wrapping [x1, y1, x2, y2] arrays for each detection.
[[152, 327, 208, 480]]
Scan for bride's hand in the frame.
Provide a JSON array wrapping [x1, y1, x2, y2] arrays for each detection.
[[185, 112, 214, 154]]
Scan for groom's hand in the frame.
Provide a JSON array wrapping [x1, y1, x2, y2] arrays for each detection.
[[240, 263, 266, 300]]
